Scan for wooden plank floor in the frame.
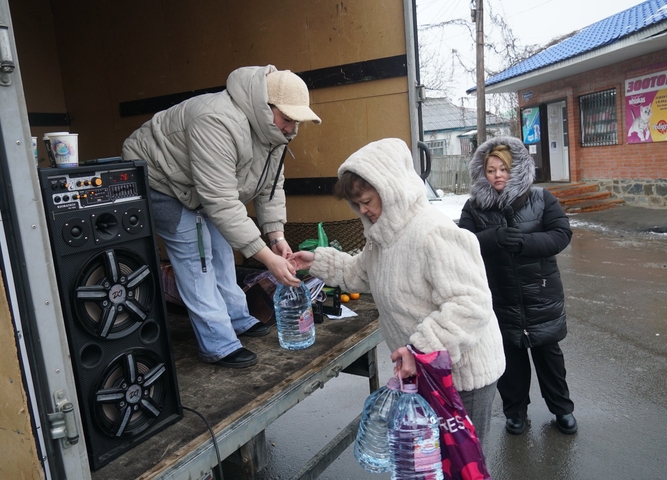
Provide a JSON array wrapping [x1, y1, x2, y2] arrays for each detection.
[[91, 295, 379, 480]]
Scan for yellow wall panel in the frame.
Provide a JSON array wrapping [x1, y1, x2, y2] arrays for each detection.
[[0, 273, 42, 479], [286, 196, 356, 223], [366, 93, 411, 141], [10, 0, 66, 112], [227, 0, 406, 71], [287, 78, 411, 178], [15, 0, 409, 164], [12, 0, 411, 241], [310, 76, 407, 104]]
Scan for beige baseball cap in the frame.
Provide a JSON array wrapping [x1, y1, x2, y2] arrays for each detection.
[[267, 70, 322, 124]]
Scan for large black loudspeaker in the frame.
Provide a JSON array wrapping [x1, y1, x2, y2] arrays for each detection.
[[39, 160, 182, 470]]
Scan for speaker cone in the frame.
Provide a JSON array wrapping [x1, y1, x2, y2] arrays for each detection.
[[74, 248, 155, 339], [93, 349, 168, 438], [62, 217, 92, 247]]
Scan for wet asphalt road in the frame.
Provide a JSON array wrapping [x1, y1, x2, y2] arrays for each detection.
[[257, 221, 667, 480], [485, 227, 667, 480]]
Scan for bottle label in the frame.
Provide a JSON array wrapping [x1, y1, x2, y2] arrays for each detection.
[[299, 308, 314, 333], [413, 436, 441, 473]]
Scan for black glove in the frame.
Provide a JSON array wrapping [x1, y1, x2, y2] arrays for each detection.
[[496, 227, 524, 253]]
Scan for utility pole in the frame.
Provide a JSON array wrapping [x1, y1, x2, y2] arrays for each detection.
[[472, 0, 486, 144]]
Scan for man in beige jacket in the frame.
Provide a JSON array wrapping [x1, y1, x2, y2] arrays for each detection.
[[122, 65, 321, 368]]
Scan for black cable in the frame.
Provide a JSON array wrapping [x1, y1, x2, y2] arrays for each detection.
[[254, 145, 277, 197], [182, 405, 224, 480], [269, 145, 288, 201]]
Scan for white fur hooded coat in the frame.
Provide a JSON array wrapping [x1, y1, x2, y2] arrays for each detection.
[[309, 139, 505, 391]]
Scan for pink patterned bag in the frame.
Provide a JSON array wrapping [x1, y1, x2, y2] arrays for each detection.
[[408, 345, 491, 480]]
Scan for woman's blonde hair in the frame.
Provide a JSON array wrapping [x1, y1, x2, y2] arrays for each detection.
[[484, 144, 513, 171]]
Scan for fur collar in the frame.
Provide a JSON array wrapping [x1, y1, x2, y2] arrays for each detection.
[[468, 136, 535, 210]]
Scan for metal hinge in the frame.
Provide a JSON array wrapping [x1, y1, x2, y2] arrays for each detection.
[[48, 389, 80, 448], [0, 21, 16, 86], [416, 84, 426, 103]]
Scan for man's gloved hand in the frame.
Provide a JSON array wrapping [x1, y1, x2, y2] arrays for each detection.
[[496, 227, 524, 253]]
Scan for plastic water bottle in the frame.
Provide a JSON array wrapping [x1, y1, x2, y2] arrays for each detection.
[[273, 282, 316, 350], [388, 382, 444, 480], [354, 377, 403, 473]]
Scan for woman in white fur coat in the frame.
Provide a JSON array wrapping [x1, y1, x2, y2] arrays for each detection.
[[291, 138, 505, 446]]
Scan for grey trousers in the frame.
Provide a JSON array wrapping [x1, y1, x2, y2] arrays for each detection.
[[459, 381, 498, 451]]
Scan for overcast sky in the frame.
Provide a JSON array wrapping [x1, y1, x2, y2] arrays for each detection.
[[416, 0, 645, 104]]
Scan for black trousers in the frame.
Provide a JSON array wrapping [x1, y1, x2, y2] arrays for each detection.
[[498, 340, 574, 419]]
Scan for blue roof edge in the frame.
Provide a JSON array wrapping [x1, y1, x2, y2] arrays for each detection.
[[471, 0, 667, 91]]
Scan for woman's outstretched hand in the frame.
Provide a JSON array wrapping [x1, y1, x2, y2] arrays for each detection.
[[291, 251, 315, 271]]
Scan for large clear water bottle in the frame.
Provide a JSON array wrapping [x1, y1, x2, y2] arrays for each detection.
[[388, 382, 443, 480], [354, 376, 403, 473], [273, 282, 316, 350]]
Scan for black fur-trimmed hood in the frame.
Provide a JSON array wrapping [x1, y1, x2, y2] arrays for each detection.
[[468, 136, 535, 210]]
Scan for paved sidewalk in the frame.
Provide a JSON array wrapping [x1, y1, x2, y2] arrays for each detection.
[[567, 204, 667, 235]]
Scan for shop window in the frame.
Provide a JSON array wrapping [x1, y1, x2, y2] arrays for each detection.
[[425, 140, 444, 155], [580, 89, 617, 147]]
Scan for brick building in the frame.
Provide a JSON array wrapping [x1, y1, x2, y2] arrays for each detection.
[[474, 0, 667, 207]]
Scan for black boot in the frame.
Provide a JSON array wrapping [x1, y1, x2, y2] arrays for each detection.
[[555, 413, 578, 434], [239, 323, 272, 337], [505, 417, 527, 435], [214, 347, 258, 368]]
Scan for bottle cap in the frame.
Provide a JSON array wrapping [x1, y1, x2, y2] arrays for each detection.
[[386, 377, 401, 391], [402, 383, 418, 393]]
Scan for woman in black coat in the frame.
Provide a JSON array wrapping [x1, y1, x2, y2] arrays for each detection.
[[458, 136, 577, 435]]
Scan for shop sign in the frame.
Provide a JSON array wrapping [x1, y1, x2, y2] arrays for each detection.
[[521, 108, 541, 144], [625, 68, 667, 143]]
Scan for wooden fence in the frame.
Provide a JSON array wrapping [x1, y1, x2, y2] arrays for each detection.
[[428, 155, 471, 194]]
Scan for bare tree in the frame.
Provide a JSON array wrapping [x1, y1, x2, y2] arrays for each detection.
[[418, 18, 477, 104], [416, 0, 569, 134]]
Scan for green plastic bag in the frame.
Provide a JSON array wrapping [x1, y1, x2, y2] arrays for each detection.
[[298, 238, 319, 251], [317, 222, 329, 248], [298, 222, 329, 251]]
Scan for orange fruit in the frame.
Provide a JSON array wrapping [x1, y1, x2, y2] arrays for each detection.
[[349, 293, 360, 300], [340, 293, 350, 303]]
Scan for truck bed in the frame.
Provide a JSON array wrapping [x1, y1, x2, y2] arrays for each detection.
[[91, 295, 381, 479]]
